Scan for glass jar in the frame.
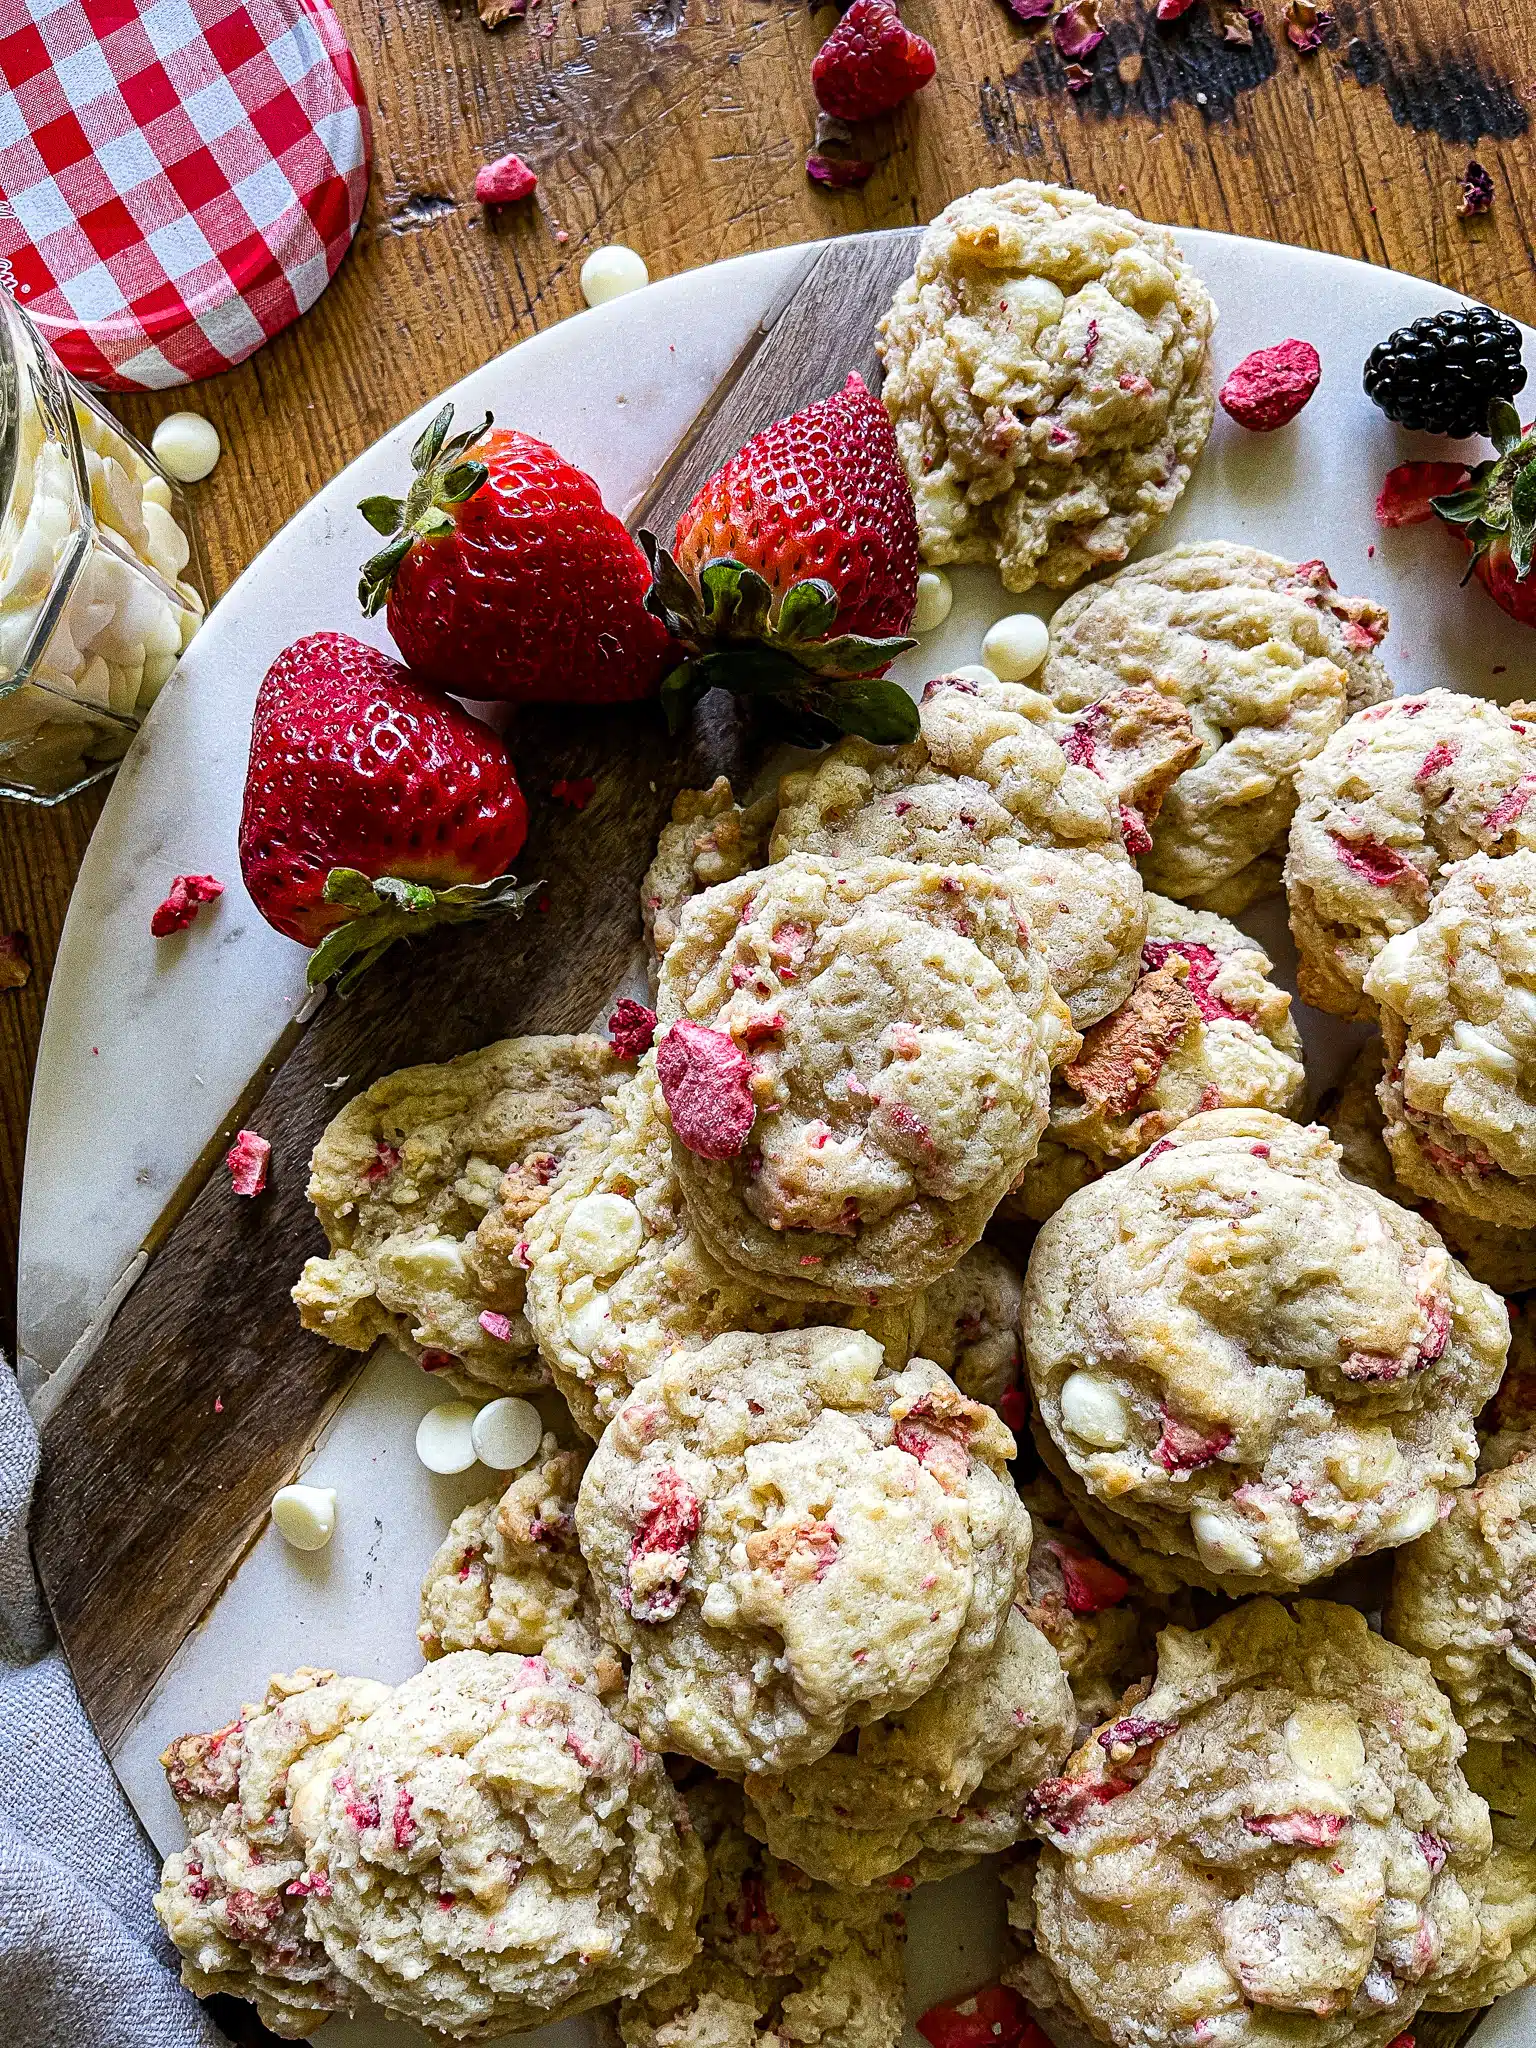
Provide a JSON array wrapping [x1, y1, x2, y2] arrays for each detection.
[[0, 294, 207, 804]]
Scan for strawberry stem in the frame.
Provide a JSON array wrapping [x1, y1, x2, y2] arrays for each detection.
[[306, 867, 540, 994], [357, 403, 493, 616]]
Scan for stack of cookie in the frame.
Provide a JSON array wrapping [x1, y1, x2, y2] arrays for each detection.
[[152, 179, 1536, 2048]]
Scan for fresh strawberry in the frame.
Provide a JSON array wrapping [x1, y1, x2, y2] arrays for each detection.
[[642, 372, 920, 743], [1429, 401, 1536, 627], [812, 0, 937, 121], [239, 632, 532, 990], [358, 405, 673, 705]]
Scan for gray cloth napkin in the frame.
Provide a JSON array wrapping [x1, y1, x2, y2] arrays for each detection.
[[0, 1363, 230, 2046]]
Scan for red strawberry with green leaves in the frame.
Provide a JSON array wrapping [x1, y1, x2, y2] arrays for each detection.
[[358, 405, 673, 704], [641, 372, 921, 744], [1429, 399, 1536, 627], [239, 632, 533, 991], [812, 0, 937, 121]]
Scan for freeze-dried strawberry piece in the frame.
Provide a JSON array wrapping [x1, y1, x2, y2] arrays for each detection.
[[224, 1888, 284, 1940], [1140, 938, 1247, 1024], [226, 1129, 271, 1197], [894, 1388, 977, 1490], [998, 1383, 1029, 1434], [918, 1984, 1048, 2048], [1375, 461, 1471, 527], [151, 872, 224, 937], [551, 775, 595, 809], [419, 1347, 461, 1373], [1417, 1831, 1449, 1872], [1063, 963, 1199, 1118], [657, 1020, 756, 1159], [1045, 1539, 1130, 1614], [1415, 739, 1460, 784], [1098, 1714, 1178, 1756], [625, 1466, 700, 1623], [1060, 683, 1200, 824], [475, 152, 538, 204], [1243, 1809, 1350, 1847], [392, 1786, 417, 1850], [1282, 0, 1331, 52], [746, 1517, 840, 1587], [1025, 1772, 1134, 1833], [1219, 341, 1321, 432], [479, 1311, 513, 1342], [1483, 775, 1536, 836], [1328, 832, 1427, 891], [729, 1872, 780, 1937], [285, 1871, 332, 1898], [1119, 803, 1153, 855], [1153, 1410, 1232, 1472], [1155, 0, 1198, 15], [608, 997, 657, 1059]]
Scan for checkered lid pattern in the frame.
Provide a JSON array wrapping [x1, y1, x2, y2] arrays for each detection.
[[0, 0, 371, 391]]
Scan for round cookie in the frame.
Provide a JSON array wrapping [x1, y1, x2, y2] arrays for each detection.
[[1478, 1303, 1536, 1475], [1008, 897, 1306, 1224], [293, 1034, 619, 1395], [1026, 1599, 1495, 2048], [1366, 850, 1536, 1231], [1422, 1843, 1536, 2011], [1287, 691, 1536, 1020], [301, 1651, 705, 2038], [522, 1055, 925, 1439], [1023, 1109, 1509, 1593], [920, 1241, 1025, 1418], [1319, 1036, 1536, 1295], [418, 1435, 622, 1697], [876, 180, 1216, 592], [1385, 1450, 1536, 1749], [644, 777, 779, 976], [619, 1780, 907, 2048], [575, 1327, 1029, 1776], [1041, 544, 1391, 905], [155, 1669, 392, 2038], [655, 854, 1076, 1304]]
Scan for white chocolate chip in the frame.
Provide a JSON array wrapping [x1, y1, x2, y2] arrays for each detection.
[[151, 411, 221, 483], [471, 1397, 544, 1471], [1452, 1021, 1519, 1076], [566, 1287, 612, 1356], [1190, 1507, 1264, 1577], [271, 1483, 338, 1551], [1003, 275, 1067, 328], [944, 663, 1000, 688], [1326, 1427, 1402, 1500], [416, 1400, 481, 1474], [981, 612, 1050, 682], [1381, 1491, 1440, 1544], [1284, 1702, 1365, 1787], [813, 1331, 886, 1403], [911, 570, 954, 635], [581, 244, 649, 307], [378, 1232, 466, 1285], [563, 1192, 644, 1276], [1060, 1371, 1130, 1448], [1165, 1959, 1239, 2022]]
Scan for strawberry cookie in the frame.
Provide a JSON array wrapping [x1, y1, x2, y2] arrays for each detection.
[[654, 854, 1075, 1304], [1041, 543, 1391, 910], [1287, 691, 1536, 1020], [293, 1035, 618, 1394], [1319, 1037, 1536, 1296], [418, 1436, 622, 1697], [301, 1652, 705, 2038], [920, 1242, 1025, 1418], [155, 1669, 393, 2039], [1023, 1110, 1509, 1594], [574, 1327, 1028, 1775], [1007, 897, 1306, 1224], [643, 777, 779, 976], [1023, 1599, 1498, 2048], [769, 671, 1197, 1029], [877, 181, 1216, 592], [620, 1780, 907, 2048], [1365, 851, 1536, 1231], [521, 1055, 925, 1438]]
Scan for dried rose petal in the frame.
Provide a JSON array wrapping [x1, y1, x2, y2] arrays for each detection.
[[475, 151, 538, 204], [625, 1466, 700, 1623], [226, 1129, 271, 1197], [657, 1019, 756, 1159], [1219, 340, 1321, 432], [1219, 4, 1255, 43], [1458, 160, 1494, 217], [608, 997, 658, 1059], [1063, 60, 1094, 90], [1054, 0, 1103, 58], [1282, 0, 1331, 51], [1328, 832, 1427, 891], [0, 930, 31, 990], [1243, 1809, 1350, 1847], [807, 151, 877, 189], [998, 0, 1053, 17], [1046, 1539, 1130, 1614], [1375, 461, 1471, 527], [151, 872, 224, 938], [1155, 0, 1199, 16]]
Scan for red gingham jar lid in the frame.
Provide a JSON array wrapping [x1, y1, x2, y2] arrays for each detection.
[[0, 0, 371, 391]]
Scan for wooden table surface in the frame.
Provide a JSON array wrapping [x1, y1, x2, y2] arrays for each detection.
[[2, 0, 1533, 1356]]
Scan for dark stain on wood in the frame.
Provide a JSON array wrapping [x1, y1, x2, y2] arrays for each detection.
[[993, 4, 1279, 128], [1336, 3, 1528, 145]]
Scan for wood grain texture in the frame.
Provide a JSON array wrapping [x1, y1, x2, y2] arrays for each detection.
[[6, 0, 1535, 1356]]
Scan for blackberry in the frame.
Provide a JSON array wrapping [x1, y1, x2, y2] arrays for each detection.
[[1363, 304, 1526, 439]]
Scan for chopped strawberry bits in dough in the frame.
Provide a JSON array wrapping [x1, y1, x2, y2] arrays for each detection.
[[152, 872, 224, 935], [1025, 1600, 1500, 2048], [575, 1327, 1028, 1776], [1023, 1110, 1508, 1593], [1286, 691, 1536, 1020], [655, 854, 1074, 1304], [226, 1130, 270, 1196], [301, 1653, 705, 2038], [657, 1020, 757, 1159]]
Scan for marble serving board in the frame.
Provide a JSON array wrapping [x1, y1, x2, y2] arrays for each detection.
[[22, 225, 1536, 2048]]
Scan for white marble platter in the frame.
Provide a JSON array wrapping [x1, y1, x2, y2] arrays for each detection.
[[21, 224, 1536, 2047]]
